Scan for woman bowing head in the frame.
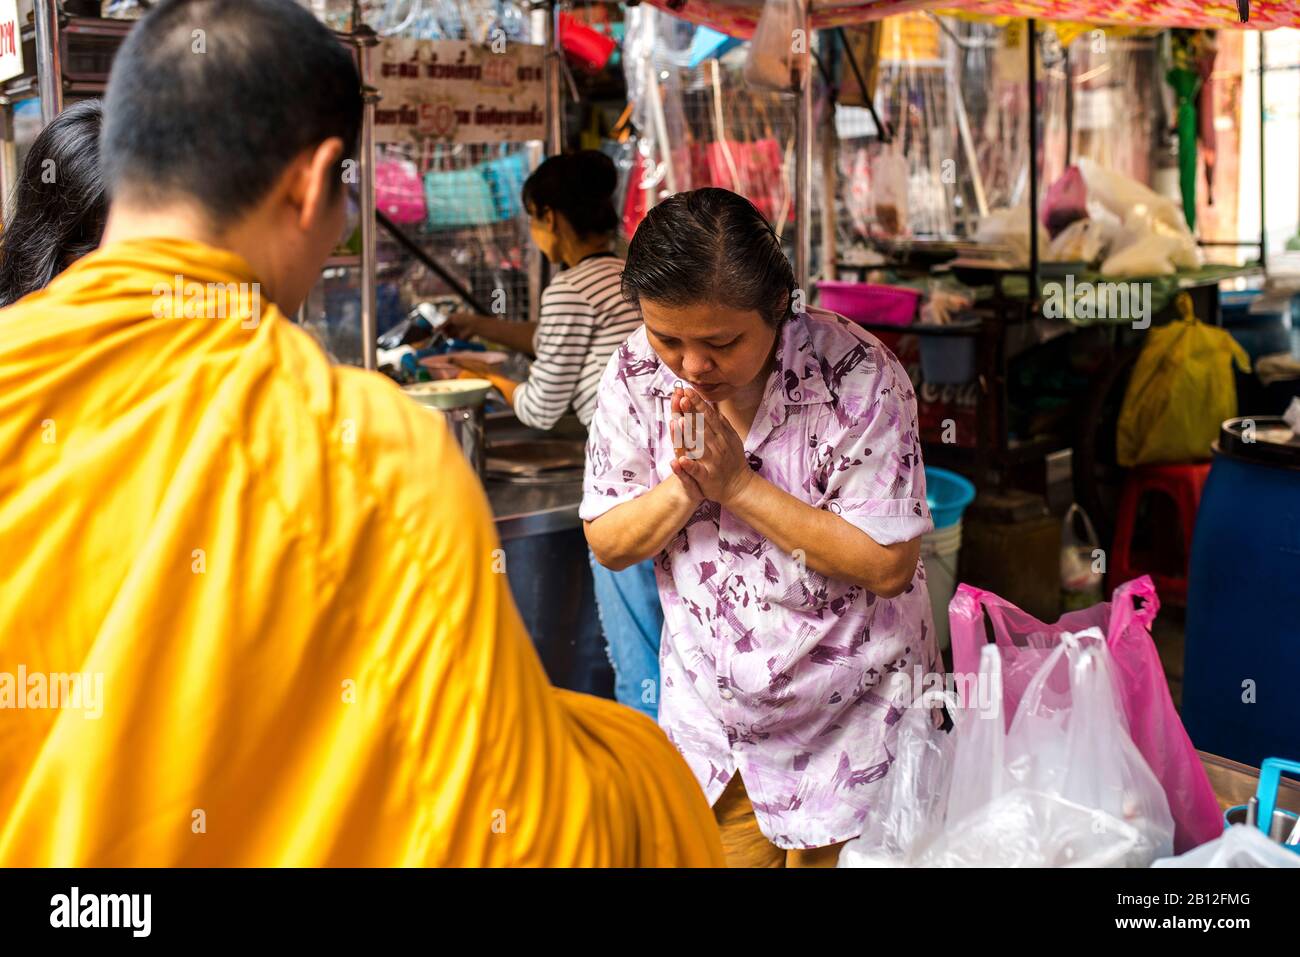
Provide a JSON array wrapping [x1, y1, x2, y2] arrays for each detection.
[[581, 187, 940, 868]]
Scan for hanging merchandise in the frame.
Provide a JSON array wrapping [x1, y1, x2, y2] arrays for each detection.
[[423, 159, 497, 228], [376, 156, 429, 225], [480, 149, 530, 221], [949, 577, 1224, 853], [1166, 30, 1216, 230], [871, 141, 909, 237], [559, 11, 617, 72], [743, 0, 806, 92], [1117, 293, 1251, 467]]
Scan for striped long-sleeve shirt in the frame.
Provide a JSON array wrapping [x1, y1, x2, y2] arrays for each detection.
[[512, 254, 641, 429]]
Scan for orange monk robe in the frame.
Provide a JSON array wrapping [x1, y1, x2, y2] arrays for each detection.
[[0, 237, 723, 867]]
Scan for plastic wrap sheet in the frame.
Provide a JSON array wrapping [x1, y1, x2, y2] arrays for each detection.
[[621, 6, 800, 241]]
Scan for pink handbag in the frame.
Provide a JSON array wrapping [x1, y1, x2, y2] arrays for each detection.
[[375, 157, 428, 225], [950, 575, 1223, 854]]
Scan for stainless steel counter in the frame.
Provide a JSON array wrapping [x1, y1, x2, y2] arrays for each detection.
[[483, 410, 585, 541], [487, 478, 583, 541]]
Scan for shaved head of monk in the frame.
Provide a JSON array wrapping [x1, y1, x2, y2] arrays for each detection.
[[101, 0, 363, 315]]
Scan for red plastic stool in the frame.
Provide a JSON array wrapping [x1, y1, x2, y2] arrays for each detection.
[[1110, 463, 1211, 604]]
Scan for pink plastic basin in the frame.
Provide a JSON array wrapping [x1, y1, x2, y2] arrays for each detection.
[[816, 280, 920, 326]]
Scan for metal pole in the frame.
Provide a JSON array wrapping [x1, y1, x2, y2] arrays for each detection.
[[357, 27, 379, 372], [1257, 30, 1267, 267], [544, 1, 563, 155], [794, 11, 814, 294], [34, 0, 63, 123], [1027, 18, 1039, 301]]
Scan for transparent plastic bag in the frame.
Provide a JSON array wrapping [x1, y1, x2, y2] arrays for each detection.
[[743, 0, 805, 92], [838, 704, 955, 867], [1060, 503, 1103, 610], [950, 577, 1223, 853], [918, 633, 1176, 867], [1152, 825, 1300, 868]]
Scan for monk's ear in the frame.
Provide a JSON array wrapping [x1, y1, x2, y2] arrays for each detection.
[[295, 137, 345, 232]]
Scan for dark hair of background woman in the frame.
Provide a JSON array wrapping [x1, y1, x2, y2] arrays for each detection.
[[0, 99, 107, 308], [620, 187, 795, 327], [521, 150, 619, 238]]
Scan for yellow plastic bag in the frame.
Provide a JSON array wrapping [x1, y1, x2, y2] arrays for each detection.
[[1117, 293, 1250, 467]]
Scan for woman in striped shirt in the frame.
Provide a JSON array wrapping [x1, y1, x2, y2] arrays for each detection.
[[448, 151, 664, 721]]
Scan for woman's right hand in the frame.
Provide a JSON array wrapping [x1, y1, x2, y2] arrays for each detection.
[[443, 311, 485, 340]]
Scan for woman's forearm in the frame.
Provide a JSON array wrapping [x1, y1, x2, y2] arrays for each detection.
[[727, 474, 920, 597], [584, 477, 700, 570], [469, 318, 537, 357]]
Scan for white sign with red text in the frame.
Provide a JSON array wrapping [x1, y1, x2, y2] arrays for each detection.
[[0, 0, 23, 84], [374, 39, 545, 146]]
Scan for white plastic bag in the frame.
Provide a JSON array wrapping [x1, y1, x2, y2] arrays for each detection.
[[974, 203, 1051, 266], [1153, 825, 1300, 868], [1101, 233, 1181, 276], [1045, 218, 1105, 264], [743, 0, 805, 92], [838, 704, 955, 867], [1079, 158, 1202, 273], [917, 632, 1176, 867]]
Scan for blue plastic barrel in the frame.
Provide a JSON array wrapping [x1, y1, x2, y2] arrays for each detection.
[[926, 466, 976, 529], [1183, 419, 1300, 769]]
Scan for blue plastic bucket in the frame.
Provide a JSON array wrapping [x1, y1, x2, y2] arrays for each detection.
[[926, 467, 976, 530]]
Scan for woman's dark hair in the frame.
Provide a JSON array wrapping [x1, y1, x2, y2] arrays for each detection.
[[521, 150, 619, 238], [0, 99, 107, 307], [621, 187, 794, 327]]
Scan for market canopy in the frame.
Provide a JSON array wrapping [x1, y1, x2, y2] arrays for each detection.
[[647, 0, 1300, 37]]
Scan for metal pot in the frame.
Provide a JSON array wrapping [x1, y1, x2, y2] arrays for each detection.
[[402, 379, 492, 475]]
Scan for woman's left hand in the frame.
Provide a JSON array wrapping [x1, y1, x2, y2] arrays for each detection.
[[670, 387, 754, 506]]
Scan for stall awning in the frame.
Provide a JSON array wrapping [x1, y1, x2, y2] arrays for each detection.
[[647, 0, 1300, 37]]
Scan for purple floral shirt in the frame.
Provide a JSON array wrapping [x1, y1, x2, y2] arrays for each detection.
[[580, 308, 939, 848]]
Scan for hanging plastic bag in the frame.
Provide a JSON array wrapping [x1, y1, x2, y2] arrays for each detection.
[[1060, 503, 1103, 611], [838, 704, 955, 867], [1153, 824, 1300, 868], [918, 634, 1176, 868], [872, 143, 909, 238], [743, 0, 805, 92], [1116, 293, 1250, 466], [949, 576, 1223, 854]]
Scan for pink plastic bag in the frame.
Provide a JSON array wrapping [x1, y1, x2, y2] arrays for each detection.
[[1042, 165, 1088, 238], [950, 576, 1222, 854]]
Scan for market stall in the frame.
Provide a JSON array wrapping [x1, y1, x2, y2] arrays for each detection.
[[4, 0, 1298, 868]]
